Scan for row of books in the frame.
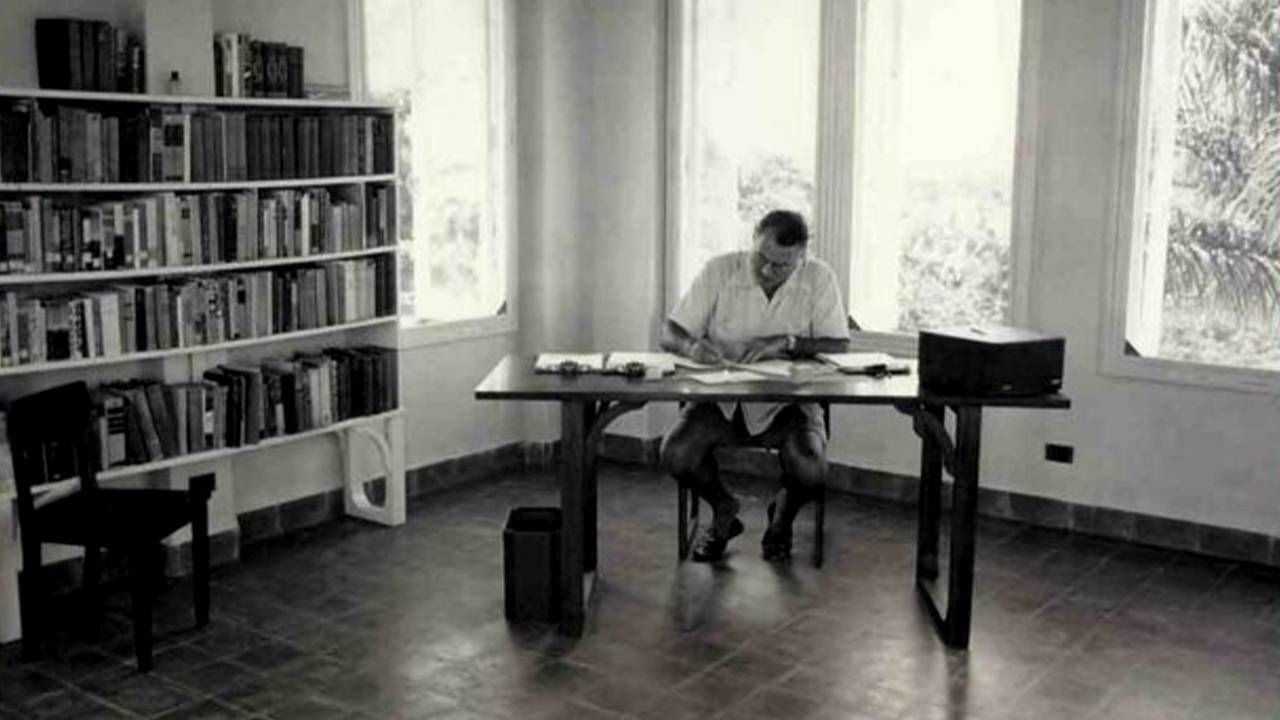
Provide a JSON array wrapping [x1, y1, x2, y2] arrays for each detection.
[[214, 33, 305, 99], [0, 102, 394, 183], [10, 346, 397, 482], [0, 186, 395, 274], [0, 257, 395, 366], [35, 18, 146, 94]]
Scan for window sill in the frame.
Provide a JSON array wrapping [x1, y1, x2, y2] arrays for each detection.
[[1100, 352, 1280, 396], [400, 313, 517, 349], [848, 330, 919, 358]]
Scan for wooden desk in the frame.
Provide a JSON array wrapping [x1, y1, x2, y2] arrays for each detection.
[[475, 355, 1070, 648]]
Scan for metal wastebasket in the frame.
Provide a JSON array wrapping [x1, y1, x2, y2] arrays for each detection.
[[503, 507, 561, 622]]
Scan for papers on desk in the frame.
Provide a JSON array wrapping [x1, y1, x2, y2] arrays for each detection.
[[687, 370, 763, 385], [689, 361, 836, 384], [816, 352, 911, 374], [534, 353, 605, 372]]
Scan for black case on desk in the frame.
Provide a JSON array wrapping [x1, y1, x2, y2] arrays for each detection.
[[919, 326, 1064, 397]]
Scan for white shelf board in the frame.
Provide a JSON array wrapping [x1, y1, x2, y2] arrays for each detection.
[[0, 315, 396, 378], [0, 246, 396, 286], [3, 409, 405, 502], [0, 174, 396, 194], [0, 86, 393, 111]]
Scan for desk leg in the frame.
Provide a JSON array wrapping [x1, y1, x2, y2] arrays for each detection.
[[945, 406, 982, 648], [916, 404, 944, 581], [559, 400, 588, 636], [583, 403, 599, 574]]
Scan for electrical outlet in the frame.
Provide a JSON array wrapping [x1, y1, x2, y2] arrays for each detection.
[[1045, 443, 1074, 464]]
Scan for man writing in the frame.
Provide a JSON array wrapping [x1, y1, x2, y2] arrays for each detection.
[[659, 210, 849, 562]]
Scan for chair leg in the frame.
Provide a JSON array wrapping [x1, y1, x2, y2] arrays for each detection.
[[812, 485, 826, 569], [678, 484, 689, 561], [129, 546, 156, 673], [19, 542, 43, 661], [82, 545, 102, 634], [192, 506, 210, 628]]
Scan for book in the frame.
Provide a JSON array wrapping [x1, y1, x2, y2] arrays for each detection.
[[35, 18, 142, 93]]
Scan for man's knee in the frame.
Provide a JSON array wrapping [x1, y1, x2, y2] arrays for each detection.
[[660, 433, 707, 478], [781, 436, 828, 488]]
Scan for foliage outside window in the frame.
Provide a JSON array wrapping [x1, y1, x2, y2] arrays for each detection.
[[1126, 0, 1279, 371], [363, 0, 508, 325]]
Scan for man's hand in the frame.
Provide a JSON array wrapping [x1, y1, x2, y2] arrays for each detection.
[[686, 338, 725, 365], [728, 336, 789, 363]]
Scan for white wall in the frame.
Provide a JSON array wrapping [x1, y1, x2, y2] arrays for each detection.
[[514, 0, 1280, 539]]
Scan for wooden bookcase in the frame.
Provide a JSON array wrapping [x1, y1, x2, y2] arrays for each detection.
[[0, 86, 407, 531]]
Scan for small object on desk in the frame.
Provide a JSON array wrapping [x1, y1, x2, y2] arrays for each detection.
[[535, 353, 605, 374]]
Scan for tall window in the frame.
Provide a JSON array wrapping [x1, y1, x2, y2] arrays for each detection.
[[674, 0, 820, 295], [363, 0, 510, 325], [672, 0, 1023, 335], [850, 0, 1021, 333], [1120, 0, 1279, 373]]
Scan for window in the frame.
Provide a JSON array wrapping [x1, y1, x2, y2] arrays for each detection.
[[362, 0, 512, 328], [849, 0, 1022, 333], [671, 0, 820, 295], [668, 0, 1025, 339], [1112, 0, 1279, 378]]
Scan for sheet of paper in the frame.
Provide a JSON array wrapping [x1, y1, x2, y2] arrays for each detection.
[[686, 370, 765, 385], [534, 353, 605, 372], [723, 360, 836, 383]]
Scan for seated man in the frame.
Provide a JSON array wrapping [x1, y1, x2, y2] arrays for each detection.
[[659, 209, 850, 562]]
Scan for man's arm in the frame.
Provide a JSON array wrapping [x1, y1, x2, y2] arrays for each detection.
[[660, 319, 725, 365], [735, 334, 848, 363]]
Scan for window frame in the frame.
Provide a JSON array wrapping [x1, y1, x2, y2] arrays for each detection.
[[1100, 0, 1280, 395], [350, 0, 518, 349], [665, 0, 1042, 357]]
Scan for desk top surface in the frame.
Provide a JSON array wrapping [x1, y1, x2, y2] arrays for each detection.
[[475, 355, 1071, 409]]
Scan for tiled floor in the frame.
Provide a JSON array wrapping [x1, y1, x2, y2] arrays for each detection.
[[2, 465, 1279, 720]]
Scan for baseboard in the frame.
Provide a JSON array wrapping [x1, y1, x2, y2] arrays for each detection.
[[44, 435, 1273, 590]]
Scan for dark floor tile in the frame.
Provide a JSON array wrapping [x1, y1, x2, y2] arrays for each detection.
[[78, 665, 199, 718], [153, 697, 252, 719]]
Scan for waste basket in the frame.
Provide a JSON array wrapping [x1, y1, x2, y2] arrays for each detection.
[[503, 507, 561, 622]]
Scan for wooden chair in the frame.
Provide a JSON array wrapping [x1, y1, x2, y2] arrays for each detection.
[[677, 403, 829, 568], [8, 382, 214, 672]]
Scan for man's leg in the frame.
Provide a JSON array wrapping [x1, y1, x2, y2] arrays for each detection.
[[761, 405, 828, 560], [660, 404, 742, 547]]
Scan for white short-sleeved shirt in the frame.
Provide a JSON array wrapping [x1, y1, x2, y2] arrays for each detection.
[[669, 251, 850, 435]]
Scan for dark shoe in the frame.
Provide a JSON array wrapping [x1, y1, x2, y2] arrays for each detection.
[[762, 501, 792, 563], [691, 517, 744, 562]]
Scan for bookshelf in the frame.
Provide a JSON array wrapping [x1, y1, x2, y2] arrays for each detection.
[[0, 86, 407, 529], [0, 245, 395, 286], [0, 174, 396, 194]]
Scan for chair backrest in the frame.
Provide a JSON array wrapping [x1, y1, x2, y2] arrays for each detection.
[[6, 381, 99, 521]]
